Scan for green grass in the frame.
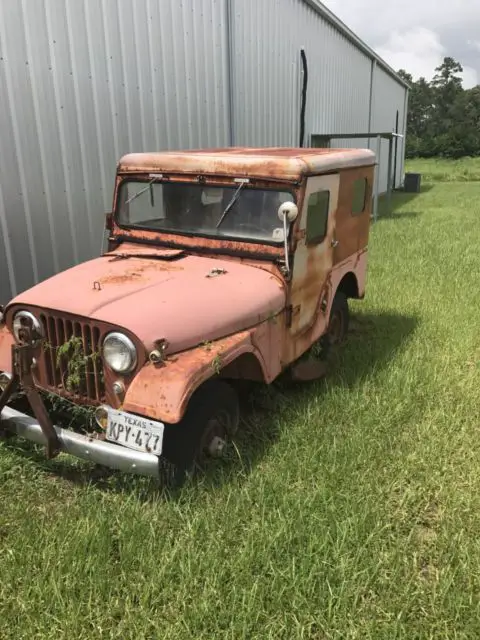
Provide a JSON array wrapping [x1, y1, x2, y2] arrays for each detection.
[[406, 156, 480, 182], [1, 175, 480, 638]]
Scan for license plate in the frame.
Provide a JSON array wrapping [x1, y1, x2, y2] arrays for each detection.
[[106, 409, 164, 456]]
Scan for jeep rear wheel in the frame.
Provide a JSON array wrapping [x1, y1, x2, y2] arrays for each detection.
[[160, 379, 239, 486], [327, 291, 349, 346]]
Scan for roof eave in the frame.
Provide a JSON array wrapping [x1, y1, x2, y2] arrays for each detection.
[[302, 0, 410, 90], [117, 149, 376, 179]]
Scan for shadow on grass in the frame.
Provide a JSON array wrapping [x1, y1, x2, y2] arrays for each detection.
[[375, 184, 434, 221], [0, 310, 418, 499], [200, 310, 419, 488]]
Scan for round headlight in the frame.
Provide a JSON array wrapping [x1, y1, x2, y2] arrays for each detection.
[[12, 310, 44, 344], [102, 332, 137, 374]]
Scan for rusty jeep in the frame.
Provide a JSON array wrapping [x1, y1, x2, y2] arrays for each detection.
[[0, 147, 375, 482]]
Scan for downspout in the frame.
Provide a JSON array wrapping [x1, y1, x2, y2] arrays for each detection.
[[299, 47, 308, 147], [226, 0, 235, 146]]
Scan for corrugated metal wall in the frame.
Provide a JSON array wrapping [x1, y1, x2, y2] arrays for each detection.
[[0, 0, 407, 305], [231, 0, 407, 193], [0, 0, 230, 304], [231, 0, 372, 147]]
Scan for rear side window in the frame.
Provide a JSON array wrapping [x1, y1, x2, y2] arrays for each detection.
[[352, 178, 367, 215], [306, 190, 330, 245]]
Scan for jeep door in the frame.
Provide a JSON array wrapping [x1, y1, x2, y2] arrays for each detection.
[[288, 173, 339, 336], [332, 168, 372, 264]]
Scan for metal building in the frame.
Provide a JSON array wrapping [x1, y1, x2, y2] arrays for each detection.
[[0, 0, 408, 304]]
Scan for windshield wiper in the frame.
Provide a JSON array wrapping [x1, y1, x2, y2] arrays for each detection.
[[216, 180, 248, 228], [125, 177, 159, 206]]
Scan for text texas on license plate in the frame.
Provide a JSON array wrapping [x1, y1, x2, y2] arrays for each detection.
[[106, 409, 165, 456]]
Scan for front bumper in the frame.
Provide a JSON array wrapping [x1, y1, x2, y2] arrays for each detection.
[[0, 406, 161, 478]]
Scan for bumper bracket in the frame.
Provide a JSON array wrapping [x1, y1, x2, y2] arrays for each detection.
[[0, 341, 61, 458]]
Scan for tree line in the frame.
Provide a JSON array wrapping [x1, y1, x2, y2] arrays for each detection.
[[397, 57, 480, 158]]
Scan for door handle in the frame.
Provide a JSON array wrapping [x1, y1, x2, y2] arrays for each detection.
[[331, 239, 339, 248]]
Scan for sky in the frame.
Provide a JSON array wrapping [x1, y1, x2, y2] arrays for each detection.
[[322, 0, 480, 88]]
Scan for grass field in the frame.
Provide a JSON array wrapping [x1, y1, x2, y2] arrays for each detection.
[[406, 156, 480, 182], [1, 160, 480, 639]]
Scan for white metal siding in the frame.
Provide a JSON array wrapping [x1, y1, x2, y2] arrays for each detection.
[[230, 0, 406, 194], [0, 0, 407, 304], [230, 0, 372, 147], [0, 0, 230, 303]]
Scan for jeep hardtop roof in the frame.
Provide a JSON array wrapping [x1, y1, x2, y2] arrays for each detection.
[[118, 147, 376, 182]]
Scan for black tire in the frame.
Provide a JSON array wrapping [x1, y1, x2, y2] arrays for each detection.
[[325, 291, 350, 347], [160, 379, 239, 486]]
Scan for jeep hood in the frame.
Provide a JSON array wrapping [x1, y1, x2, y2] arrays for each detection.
[[7, 247, 286, 354]]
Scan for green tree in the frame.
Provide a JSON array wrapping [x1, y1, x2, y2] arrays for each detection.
[[448, 87, 480, 157], [397, 69, 435, 157], [429, 57, 465, 157], [399, 56, 480, 158]]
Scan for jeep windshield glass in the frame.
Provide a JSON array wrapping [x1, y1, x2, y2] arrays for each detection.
[[116, 181, 294, 244]]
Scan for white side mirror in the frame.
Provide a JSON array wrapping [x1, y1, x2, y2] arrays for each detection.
[[278, 201, 298, 222], [277, 202, 297, 277]]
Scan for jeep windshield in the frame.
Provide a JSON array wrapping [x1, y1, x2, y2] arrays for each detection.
[[116, 180, 294, 244]]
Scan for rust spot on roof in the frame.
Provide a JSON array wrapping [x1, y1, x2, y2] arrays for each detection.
[[118, 147, 376, 181]]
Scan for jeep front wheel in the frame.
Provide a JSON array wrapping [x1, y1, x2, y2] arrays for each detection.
[[160, 379, 240, 485]]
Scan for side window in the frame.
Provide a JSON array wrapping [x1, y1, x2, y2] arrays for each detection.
[[352, 178, 367, 215], [305, 189, 330, 245]]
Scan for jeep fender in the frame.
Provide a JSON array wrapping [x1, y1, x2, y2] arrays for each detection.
[[0, 326, 14, 374], [122, 329, 272, 424]]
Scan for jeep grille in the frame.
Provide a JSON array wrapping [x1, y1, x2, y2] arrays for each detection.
[[40, 313, 105, 403]]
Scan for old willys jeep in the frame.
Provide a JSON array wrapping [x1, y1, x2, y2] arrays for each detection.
[[0, 147, 375, 481]]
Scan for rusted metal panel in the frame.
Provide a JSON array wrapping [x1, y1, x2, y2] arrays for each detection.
[[6, 251, 286, 360], [288, 173, 339, 337], [113, 227, 286, 261], [333, 166, 373, 265], [356, 191, 373, 255], [280, 165, 374, 364], [350, 249, 368, 299], [282, 253, 368, 365], [0, 326, 14, 374], [118, 148, 376, 181], [0, 304, 285, 426], [122, 329, 270, 424]]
